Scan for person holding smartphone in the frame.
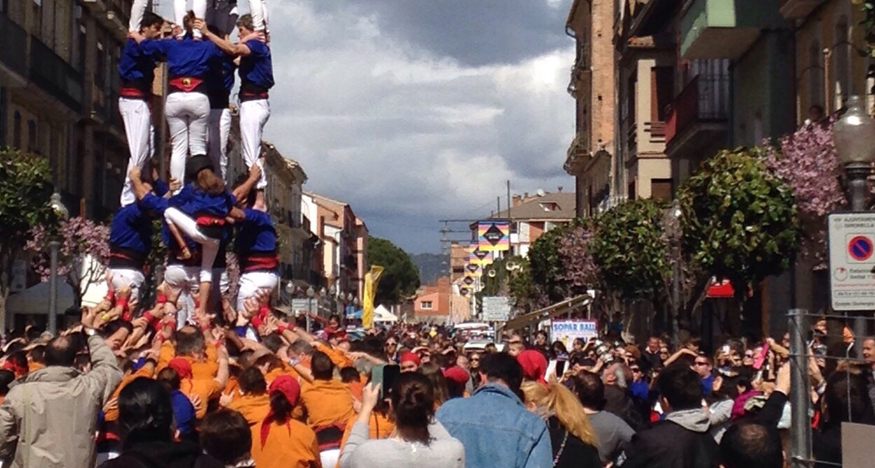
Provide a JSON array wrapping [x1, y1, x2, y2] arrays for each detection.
[[339, 374, 465, 468]]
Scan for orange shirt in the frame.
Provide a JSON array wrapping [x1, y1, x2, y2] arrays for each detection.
[[265, 364, 300, 386], [181, 377, 221, 419], [105, 363, 156, 421], [314, 342, 353, 369], [299, 379, 354, 428], [347, 380, 365, 402], [158, 341, 219, 379], [251, 419, 322, 468], [27, 360, 45, 373], [228, 392, 270, 427]]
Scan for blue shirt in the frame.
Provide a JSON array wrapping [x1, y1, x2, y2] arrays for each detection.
[[169, 389, 195, 435], [239, 39, 274, 90], [109, 203, 153, 254], [170, 184, 233, 218], [118, 38, 161, 87], [235, 208, 276, 254], [141, 36, 223, 78], [436, 384, 552, 468]]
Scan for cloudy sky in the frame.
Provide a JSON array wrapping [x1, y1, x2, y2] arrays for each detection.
[[161, 0, 575, 254]]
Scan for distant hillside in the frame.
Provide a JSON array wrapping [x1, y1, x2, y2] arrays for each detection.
[[411, 253, 446, 285]]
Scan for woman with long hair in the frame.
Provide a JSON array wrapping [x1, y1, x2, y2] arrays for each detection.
[[339, 373, 465, 468], [250, 375, 321, 468], [99, 377, 222, 468], [521, 381, 600, 468], [419, 362, 450, 407]]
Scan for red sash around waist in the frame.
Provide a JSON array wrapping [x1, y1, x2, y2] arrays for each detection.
[[169, 76, 205, 93]]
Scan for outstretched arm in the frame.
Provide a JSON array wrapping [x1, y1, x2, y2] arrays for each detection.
[[196, 20, 251, 56]]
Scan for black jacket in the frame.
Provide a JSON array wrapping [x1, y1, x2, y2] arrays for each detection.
[[547, 416, 601, 468], [99, 440, 224, 468], [618, 409, 719, 468]]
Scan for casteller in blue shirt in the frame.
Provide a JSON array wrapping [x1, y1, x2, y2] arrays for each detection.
[[238, 38, 274, 93]]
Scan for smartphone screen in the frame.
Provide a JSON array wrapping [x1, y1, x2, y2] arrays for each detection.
[[382, 364, 400, 399], [556, 360, 566, 376]]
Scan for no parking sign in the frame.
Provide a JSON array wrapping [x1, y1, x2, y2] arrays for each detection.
[[828, 213, 875, 311]]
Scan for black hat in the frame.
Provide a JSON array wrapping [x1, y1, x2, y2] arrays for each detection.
[[185, 154, 214, 182]]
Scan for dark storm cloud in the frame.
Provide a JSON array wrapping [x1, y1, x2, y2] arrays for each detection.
[[310, 0, 571, 67]]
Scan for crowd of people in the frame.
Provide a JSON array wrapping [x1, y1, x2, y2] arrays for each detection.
[[4, 2, 874, 468], [0, 301, 873, 468]]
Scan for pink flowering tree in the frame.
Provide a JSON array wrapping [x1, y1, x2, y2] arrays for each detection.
[[764, 119, 845, 269], [26, 217, 110, 306]]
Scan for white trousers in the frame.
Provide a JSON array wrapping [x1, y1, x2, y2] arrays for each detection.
[[207, 108, 231, 181], [119, 98, 153, 206], [164, 264, 199, 328], [236, 270, 278, 312], [175, 0, 207, 38], [248, 0, 270, 33], [109, 268, 146, 301], [239, 99, 270, 189], [164, 207, 220, 283], [320, 449, 339, 468], [129, 0, 148, 31], [166, 92, 210, 191]]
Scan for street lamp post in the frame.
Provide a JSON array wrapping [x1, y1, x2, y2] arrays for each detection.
[[48, 193, 68, 336], [663, 199, 682, 341], [306, 286, 316, 332], [833, 95, 875, 342]]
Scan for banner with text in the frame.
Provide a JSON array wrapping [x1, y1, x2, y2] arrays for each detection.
[[551, 320, 598, 348]]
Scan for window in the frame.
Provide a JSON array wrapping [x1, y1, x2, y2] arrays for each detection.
[[651, 179, 673, 201], [27, 120, 37, 153], [420, 301, 433, 310], [96, 40, 105, 89], [809, 40, 824, 108], [651, 67, 674, 122], [12, 111, 21, 149], [835, 17, 850, 108]]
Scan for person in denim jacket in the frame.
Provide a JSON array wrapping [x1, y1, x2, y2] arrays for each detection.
[[436, 353, 552, 468]]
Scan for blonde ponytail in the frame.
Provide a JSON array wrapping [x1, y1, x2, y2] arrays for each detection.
[[522, 381, 599, 447]]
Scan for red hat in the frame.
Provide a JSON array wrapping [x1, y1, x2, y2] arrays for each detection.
[[442, 366, 470, 385], [261, 375, 301, 448], [167, 357, 193, 380], [399, 351, 421, 366], [516, 350, 547, 385], [269, 375, 301, 407]]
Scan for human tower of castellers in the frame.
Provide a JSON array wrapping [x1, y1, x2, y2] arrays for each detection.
[[106, 0, 279, 334]]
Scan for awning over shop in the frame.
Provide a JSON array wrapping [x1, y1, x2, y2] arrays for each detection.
[[503, 295, 593, 331]]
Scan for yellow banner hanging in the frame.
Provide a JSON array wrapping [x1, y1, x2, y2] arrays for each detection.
[[362, 265, 384, 328]]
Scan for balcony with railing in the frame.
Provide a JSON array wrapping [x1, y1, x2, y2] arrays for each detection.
[[30, 37, 83, 112], [564, 132, 590, 174], [680, 0, 785, 59], [0, 11, 28, 86], [664, 70, 729, 159]]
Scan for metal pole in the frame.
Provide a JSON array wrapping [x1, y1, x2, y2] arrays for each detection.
[[306, 298, 312, 333], [788, 309, 812, 468], [48, 240, 59, 336], [846, 162, 869, 342]]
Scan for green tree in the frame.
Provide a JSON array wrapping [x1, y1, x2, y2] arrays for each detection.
[[367, 236, 420, 306], [0, 149, 56, 325], [526, 224, 569, 306], [679, 147, 799, 304], [590, 198, 670, 304]]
